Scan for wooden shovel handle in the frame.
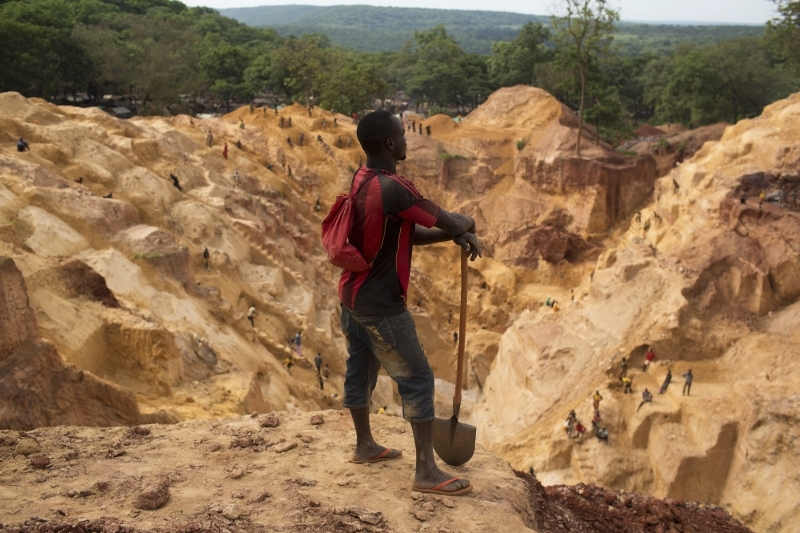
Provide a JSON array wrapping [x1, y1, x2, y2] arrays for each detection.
[[453, 248, 467, 416]]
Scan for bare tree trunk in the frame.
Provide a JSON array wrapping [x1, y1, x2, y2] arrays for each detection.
[[576, 62, 586, 157]]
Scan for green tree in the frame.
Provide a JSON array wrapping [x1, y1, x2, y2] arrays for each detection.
[[199, 37, 250, 110], [766, 0, 800, 76], [314, 50, 387, 115], [270, 34, 331, 106], [488, 22, 552, 87], [0, 0, 97, 98], [551, 0, 619, 156], [405, 25, 469, 111]]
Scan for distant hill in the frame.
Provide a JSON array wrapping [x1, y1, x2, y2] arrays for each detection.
[[218, 4, 765, 55]]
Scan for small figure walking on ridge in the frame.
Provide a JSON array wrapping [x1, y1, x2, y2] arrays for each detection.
[[299, 133, 304, 147], [169, 173, 182, 192], [233, 170, 241, 187], [315, 352, 323, 374], [682, 369, 694, 396], [17, 137, 31, 152], [574, 422, 586, 441], [294, 331, 302, 357], [596, 426, 609, 445], [759, 189, 765, 210], [659, 369, 672, 394], [206, 130, 213, 148], [620, 356, 628, 379], [637, 388, 653, 412], [287, 136, 293, 147], [239, 119, 245, 130], [247, 305, 256, 327], [642, 347, 656, 372], [592, 390, 603, 413], [622, 375, 633, 394], [426, 125, 431, 136], [222, 142, 228, 160], [203, 247, 210, 271]]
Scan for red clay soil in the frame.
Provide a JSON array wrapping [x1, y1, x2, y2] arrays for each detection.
[[634, 125, 667, 138], [516, 472, 753, 533]]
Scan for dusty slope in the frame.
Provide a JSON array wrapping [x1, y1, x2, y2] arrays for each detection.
[[471, 94, 800, 532], [0, 412, 536, 533], [0, 93, 350, 425], [0, 414, 751, 533], [0, 85, 640, 428]]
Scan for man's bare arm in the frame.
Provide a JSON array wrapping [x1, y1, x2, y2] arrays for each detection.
[[413, 210, 482, 260]]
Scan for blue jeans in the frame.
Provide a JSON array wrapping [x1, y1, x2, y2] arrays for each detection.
[[340, 305, 435, 423]]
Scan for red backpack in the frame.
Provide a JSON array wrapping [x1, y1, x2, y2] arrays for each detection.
[[321, 170, 378, 272]]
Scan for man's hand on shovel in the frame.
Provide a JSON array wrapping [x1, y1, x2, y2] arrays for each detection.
[[454, 231, 482, 261]]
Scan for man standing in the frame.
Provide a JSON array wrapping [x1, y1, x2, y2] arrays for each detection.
[[335, 110, 480, 496], [659, 369, 672, 394], [637, 388, 653, 412], [294, 331, 302, 356], [315, 352, 323, 374], [643, 347, 656, 372], [247, 305, 256, 327], [682, 369, 694, 396], [622, 375, 633, 394], [203, 247, 210, 271], [592, 390, 603, 413]]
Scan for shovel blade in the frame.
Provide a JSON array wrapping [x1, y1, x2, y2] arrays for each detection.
[[432, 416, 476, 467]]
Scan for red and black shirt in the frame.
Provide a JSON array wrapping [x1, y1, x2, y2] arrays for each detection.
[[338, 167, 441, 316]]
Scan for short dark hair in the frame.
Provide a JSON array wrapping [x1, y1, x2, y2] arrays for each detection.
[[357, 110, 396, 154]]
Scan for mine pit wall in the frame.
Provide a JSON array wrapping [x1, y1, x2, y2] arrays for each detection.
[[0, 257, 40, 359], [0, 255, 153, 430]]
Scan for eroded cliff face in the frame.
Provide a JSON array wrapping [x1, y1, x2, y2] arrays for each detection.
[[471, 94, 800, 533], [0, 255, 161, 429], [0, 93, 348, 424]]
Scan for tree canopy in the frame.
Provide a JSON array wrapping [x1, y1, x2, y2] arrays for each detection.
[[0, 0, 797, 145]]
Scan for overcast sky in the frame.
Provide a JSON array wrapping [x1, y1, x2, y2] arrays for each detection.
[[180, 0, 777, 25]]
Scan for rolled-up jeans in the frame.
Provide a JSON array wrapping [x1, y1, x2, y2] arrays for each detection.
[[340, 305, 435, 423]]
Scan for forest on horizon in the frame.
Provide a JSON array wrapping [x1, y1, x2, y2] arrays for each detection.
[[218, 4, 766, 56], [2, 0, 799, 146]]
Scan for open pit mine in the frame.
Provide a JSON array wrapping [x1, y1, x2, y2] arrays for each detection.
[[1, 86, 798, 533]]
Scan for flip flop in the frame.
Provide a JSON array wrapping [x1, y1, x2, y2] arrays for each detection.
[[412, 477, 473, 496], [349, 447, 403, 464]]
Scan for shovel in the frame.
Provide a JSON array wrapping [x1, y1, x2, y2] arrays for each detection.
[[432, 248, 476, 466]]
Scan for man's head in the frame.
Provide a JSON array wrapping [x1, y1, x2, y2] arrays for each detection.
[[357, 110, 406, 161]]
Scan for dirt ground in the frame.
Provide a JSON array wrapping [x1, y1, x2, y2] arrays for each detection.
[[0, 411, 535, 533]]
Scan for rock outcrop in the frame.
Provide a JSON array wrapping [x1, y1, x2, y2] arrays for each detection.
[[471, 94, 800, 533], [0, 256, 158, 430]]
